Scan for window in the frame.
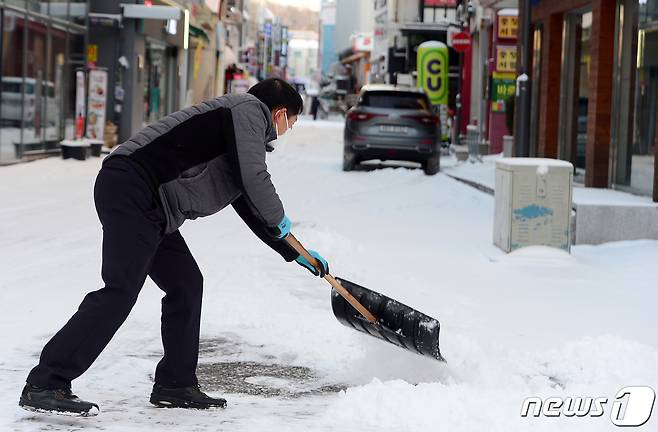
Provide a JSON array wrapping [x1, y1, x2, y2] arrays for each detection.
[[360, 91, 430, 110]]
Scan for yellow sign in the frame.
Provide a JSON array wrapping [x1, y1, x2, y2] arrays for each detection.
[[496, 45, 517, 72], [193, 41, 203, 78], [498, 15, 518, 39], [416, 41, 449, 105], [87, 44, 98, 63]]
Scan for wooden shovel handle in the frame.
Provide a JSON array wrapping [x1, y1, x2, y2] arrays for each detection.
[[286, 233, 379, 324]]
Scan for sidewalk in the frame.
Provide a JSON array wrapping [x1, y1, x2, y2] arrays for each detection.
[[443, 154, 658, 244]]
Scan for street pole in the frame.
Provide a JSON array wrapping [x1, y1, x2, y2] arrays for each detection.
[[514, 0, 532, 157], [454, 1, 465, 146], [455, 48, 463, 146]]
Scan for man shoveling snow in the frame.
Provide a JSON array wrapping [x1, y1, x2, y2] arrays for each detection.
[[19, 78, 329, 416]]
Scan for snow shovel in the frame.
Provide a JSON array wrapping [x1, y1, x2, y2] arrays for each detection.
[[286, 234, 445, 362]]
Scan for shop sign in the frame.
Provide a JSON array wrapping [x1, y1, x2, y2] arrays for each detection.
[[417, 41, 448, 105], [496, 45, 517, 72], [75, 70, 86, 139], [87, 44, 98, 64], [194, 41, 203, 78], [498, 14, 518, 39], [352, 32, 373, 52], [424, 0, 457, 6], [86, 69, 108, 140], [490, 72, 516, 113], [3, 14, 15, 32], [281, 26, 288, 56]]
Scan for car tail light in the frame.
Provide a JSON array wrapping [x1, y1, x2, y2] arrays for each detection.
[[403, 115, 439, 125], [421, 139, 434, 145], [347, 111, 385, 122]]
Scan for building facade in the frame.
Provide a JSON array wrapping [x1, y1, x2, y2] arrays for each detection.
[[521, 0, 657, 200], [288, 30, 319, 81], [0, 0, 223, 162], [89, 0, 220, 143], [319, 0, 336, 75], [0, 0, 88, 164]]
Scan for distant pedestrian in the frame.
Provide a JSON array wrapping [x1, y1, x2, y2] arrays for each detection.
[[311, 95, 320, 120], [19, 78, 329, 416]]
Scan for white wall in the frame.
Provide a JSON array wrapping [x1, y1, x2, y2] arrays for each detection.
[[335, 0, 374, 53]]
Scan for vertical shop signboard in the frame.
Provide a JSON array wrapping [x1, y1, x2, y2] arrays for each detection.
[[497, 14, 518, 40], [281, 26, 288, 70], [488, 9, 519, 153], [263, 21, 272, 75], [86, 69, 108, 140], [87, 44, 98, 66], [75, 70, 86, 139], [495, 45, 517, 73], [490, 72, 516, 112], [417, 41, 449, 139]]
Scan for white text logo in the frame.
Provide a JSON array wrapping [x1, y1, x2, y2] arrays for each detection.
[[521, 386, 655, 427]]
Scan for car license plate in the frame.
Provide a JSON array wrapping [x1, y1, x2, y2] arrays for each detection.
[[380, 125, 408, 134]]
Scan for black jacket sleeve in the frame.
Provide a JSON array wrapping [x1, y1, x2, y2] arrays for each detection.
[[231, 194, 299, 262]]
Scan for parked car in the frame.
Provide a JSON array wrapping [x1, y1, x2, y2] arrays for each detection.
[[343, 84, 440, 175], [1, 77, 58, 126]]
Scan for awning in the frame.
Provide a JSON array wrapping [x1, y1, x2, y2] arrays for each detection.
[[189, 24, 210, 42], [399, 22, 449, 33], [341, 51, 368, 65], [121, 4, 181, 20]]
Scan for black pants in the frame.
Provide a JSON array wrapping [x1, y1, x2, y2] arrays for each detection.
[[27, 157, 203, 390]]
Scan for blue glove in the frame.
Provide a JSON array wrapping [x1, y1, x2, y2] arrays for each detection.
[[269, 215, 292, 239], [295, 250, 329, 278]]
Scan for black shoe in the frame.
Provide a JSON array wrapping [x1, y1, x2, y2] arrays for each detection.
[[19, 384, 99, 417], [150, 383, 227, 409]]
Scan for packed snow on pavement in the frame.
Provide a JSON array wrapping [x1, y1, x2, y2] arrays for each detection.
[[1, 119, 657, 431]]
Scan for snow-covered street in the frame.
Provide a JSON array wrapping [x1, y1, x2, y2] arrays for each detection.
[[1, 119, 657, 431]]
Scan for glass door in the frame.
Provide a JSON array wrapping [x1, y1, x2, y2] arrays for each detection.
[[631, 27, 658, 195], [558, 9, 592, 181], [1, 9, 26, 163], [612, 0, 657, 197]]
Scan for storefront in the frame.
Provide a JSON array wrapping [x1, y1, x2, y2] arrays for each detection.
[[143, 38, 178, 125], [610, 0, 658, 199], [0, 0, 87, 164], [527, 0, 657, 201]]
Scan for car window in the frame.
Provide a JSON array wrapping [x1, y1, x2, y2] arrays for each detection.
[[360, 91, 430, 110]]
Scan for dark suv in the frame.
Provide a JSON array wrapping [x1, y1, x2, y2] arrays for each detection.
[[343, 84, 440, 175]]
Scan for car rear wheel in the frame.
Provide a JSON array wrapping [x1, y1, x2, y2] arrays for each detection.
[[423, 155, 440, 175], [343, 150, 357, 171]]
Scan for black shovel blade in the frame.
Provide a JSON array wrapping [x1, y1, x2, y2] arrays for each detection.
[[331, 277, 445, 362]]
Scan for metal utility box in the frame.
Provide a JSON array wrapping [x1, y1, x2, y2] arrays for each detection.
[[494, 158, 573, 252]]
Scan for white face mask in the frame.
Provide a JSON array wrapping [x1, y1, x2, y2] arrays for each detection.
[[274, 110, 290, 137], [272, 111, 291, 151]]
